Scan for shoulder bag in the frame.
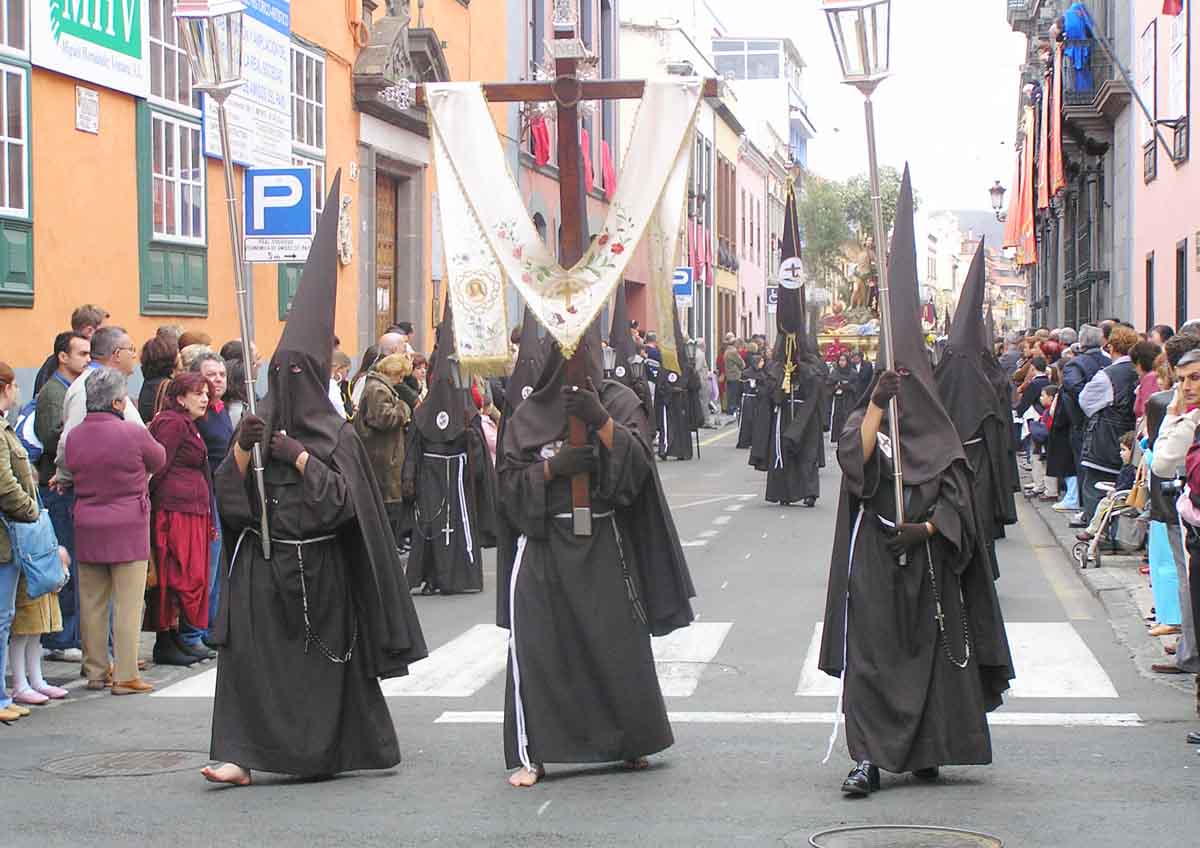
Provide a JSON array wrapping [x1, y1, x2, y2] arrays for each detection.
[[1, 493, 65, 599]]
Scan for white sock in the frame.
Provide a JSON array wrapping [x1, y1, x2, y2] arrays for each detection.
[[26, 638, 48, 690], [9, 635, 32, 693]]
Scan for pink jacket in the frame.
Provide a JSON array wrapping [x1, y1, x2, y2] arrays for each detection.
[[64, 412, 166, 564]]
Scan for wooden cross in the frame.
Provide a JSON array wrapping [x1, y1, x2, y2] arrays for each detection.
[[418, 26, 717, 536]]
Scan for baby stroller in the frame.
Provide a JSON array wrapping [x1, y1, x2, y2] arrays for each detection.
[[1071, 481, 1144, 569]]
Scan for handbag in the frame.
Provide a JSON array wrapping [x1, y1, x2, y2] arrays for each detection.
[[1, 495, 66, 599], [1125, 462, 1148, 512]]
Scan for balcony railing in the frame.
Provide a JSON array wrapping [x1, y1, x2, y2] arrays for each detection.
[[1062, 48, 1114, 108]]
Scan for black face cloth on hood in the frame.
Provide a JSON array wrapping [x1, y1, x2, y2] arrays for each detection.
[[258, 172, 344, 468], [507, 305, 548, 414], [864, 164, 965, 487], [502, 315, 606, 455], [415, 301, 466, 444]]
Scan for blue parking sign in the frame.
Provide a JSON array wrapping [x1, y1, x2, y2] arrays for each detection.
[[244, 167, 315, 263]]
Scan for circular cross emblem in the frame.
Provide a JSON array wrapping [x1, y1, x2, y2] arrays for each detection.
[[668, 372, 678, 384], [778, 256, 805, 290], [436, 411, 450, 430], [521, 385, 534, 400], [615, 365, 626, 378]]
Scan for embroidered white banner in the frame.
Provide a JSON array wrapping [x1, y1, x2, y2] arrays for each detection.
[[426, 79, 702, 375]]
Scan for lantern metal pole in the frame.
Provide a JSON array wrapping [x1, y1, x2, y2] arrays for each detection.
[[213, 88, 271, 559], [860, 90, 904, 524]]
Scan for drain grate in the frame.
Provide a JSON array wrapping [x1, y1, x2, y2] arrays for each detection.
[[807, 825, 1003, 847], [42, 750, 212, 779]]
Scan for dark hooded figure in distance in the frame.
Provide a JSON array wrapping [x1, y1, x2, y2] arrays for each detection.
[[827, 351, 857, 444], [496, 321, 695, 787], [606, 282, 653, 422], [736, 350, 766, 449], [402, 306, 488, 595], [654, 307, 700, 460], [818, 167, 1014, 797], [203, 173, 428, 787], [759, 178, 824, 507], [934, 239, 1019, 579]]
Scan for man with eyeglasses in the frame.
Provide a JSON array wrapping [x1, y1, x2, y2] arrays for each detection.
[[50, 327, 144, 495]]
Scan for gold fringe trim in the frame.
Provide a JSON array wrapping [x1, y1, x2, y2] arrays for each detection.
[[457, 355, 513, 380]]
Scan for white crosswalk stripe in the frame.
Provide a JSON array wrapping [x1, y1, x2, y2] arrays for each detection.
[[795, 622, 1120, 699], [154, 621, 736, 699], [154, 619, 1129, 725]]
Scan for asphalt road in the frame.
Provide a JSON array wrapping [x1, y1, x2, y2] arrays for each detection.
[[3, 425, 1197, 847]]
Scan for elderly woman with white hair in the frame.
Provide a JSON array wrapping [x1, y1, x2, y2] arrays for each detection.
[[64, 368, 166, 694]]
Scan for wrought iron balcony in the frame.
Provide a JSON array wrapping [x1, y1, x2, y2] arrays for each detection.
[[1061, 47, 1131, 139]]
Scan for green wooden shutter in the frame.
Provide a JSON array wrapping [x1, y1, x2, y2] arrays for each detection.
[[0, 219, 33, 307], [278, 264, 303, 319]]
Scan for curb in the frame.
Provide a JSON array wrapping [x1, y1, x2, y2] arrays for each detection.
[[1019, 482, 1194, 697]]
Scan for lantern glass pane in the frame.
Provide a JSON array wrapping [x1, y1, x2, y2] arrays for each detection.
[[180, 18, 215, 87], [832, 11, 863, 77]]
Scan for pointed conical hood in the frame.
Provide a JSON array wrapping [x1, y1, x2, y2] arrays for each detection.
[[415, 299, 465, 442], [261, 171, 344, 464], [277, 171, 341, 383], [875, 165, 965, 485], [936, 237, 1006, 441], [507, 305, 546, 413], [609, 283, 638, 371], [950, 238, 989, 354], [943, 306, 953, 337], [776, 179, 805, 336]]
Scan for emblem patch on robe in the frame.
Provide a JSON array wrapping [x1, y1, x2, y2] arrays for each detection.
[[779, 256, 804, 290], [522, 385, 533, 400], [436, 411, 450, 430], [615, 365, 626, 378], [668, 373, 678, 384]]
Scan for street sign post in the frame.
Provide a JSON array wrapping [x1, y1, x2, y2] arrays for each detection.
[[244, 167, 315, 263], [766, 285, 779, 313], [673, 266, 694, 307]]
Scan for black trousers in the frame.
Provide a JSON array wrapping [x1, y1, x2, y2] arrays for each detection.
[[726, 380, 742, 414]]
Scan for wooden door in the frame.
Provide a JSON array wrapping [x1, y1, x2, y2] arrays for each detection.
[[375, 174, 398, 340]]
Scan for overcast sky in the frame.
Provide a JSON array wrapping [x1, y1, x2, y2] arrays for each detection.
[[708, 0, 1029, 212]]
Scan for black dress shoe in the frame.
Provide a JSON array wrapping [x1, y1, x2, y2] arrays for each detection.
[[802, 497, 817, 508], [172, 633, 217, 661], [841, 761, 880, 797], [1186, 730, 1200, 745], [912, 766, 940, 781]]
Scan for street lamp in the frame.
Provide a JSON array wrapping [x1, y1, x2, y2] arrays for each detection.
[[174, 0, 271, 558], [990, 180, 1008, 222], [822, 0, 905, 523]]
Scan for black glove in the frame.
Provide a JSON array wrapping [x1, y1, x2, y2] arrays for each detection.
[[269, 431, 306, 466], [563, 378, 610, 429], [871, 370, 901, 410], [401, 477, 416, 500], [886, 522, 932, 555], [547, 445, 597, 479], [237, 415, 266, 451]]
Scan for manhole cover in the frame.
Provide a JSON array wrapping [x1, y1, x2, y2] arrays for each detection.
[[42, 750, 212, 778], [808, 825, 1003, 847]]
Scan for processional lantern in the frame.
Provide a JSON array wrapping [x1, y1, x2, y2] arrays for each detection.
[[822, 0, 907, 528], [174, 0, 272, 557]]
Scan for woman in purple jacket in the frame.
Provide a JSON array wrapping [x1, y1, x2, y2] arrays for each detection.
[[64, 368, 166, 694], [147, 372, 214, 667]]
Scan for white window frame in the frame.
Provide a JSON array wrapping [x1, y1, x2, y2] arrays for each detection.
[[151, 111, 206, 245], [291, 42, 326, 158], [0, 62, 27, 218], [1, 0, 27, 58], [292, 153, 325, 230], [148, 0, 199, 114], [1140, 21, 1157, 146], [1169, 13, 1186, 119]]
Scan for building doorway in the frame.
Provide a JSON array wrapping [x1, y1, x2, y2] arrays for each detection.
[[1176, 239, 1188, 331], [375, 173, 398, 340]]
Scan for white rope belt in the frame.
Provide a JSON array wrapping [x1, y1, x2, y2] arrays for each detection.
[[552, 511, 614, 520], [425, 452, 473, 563], [509, 534, 533, 772], [962, 437, 983, 446], [773, 408, 784, 469], [228, 529, 338, 577], [823, 508, 865, 765]]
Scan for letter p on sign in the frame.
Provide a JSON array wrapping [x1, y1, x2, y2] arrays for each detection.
[[243, 167, 315, 237]]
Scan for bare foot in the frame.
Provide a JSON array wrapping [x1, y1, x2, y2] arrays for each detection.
[[202, 763, 252, 786], [621, 758, 649, 771], [508, 765, 544, 787]]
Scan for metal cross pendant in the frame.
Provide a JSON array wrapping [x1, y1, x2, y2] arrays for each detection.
[[442, 519, 454, 547]]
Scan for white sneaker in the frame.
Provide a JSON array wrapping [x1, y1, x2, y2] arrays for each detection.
[[45, 648, 83, 663], [1051, 501, 1078, 512]]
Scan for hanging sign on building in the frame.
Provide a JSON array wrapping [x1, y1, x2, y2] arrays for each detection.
[[243, 167, 315, 263], [32, 1, 151, 98], [203, 0, 292, 169], [75, 87, 100, 134]]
